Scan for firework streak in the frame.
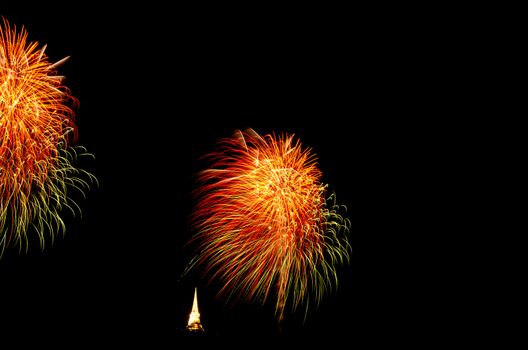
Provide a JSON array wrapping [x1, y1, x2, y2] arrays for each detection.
[[0, 18, 95, 256], [192, 129, 350, 322]]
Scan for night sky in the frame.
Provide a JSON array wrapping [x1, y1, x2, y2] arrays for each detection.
[[0, 3, 389, 345]]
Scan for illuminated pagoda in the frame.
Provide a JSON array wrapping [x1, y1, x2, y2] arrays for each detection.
[[186, 288, 204, 332]]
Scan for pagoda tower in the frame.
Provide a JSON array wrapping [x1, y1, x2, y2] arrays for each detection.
[[186, 288, 204, 332]]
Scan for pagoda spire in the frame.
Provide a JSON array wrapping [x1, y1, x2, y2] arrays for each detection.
[[186, 288, 204, 332]]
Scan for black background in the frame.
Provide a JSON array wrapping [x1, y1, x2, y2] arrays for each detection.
[[0, 2, 409, 346]]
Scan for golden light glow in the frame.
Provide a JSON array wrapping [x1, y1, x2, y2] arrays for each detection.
[[186, 288, 204, 332]]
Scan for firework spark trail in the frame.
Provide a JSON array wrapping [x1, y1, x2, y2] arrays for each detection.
[[0, 18, 95, 256], [192, 128, 351, 322]]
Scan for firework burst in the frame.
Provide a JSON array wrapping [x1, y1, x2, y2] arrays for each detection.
[[192, 128, 350, 322], [0, 18, 95, 256]]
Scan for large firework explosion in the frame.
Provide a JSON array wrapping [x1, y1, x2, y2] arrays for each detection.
[[191, 128, 351, 322], [0, 18, 95, 256]]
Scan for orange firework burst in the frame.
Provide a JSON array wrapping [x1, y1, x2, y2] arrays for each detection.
[[192, 129, 351, 322], [0, 18, 95, 256]]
